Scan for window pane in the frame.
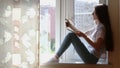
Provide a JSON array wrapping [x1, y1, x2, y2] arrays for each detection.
[[75, 0, 99, 13], [74, 0, 99, 32], [40, 0, 56, 64]]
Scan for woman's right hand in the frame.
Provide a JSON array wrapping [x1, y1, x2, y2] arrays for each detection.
[[65, 18, 71, 27]]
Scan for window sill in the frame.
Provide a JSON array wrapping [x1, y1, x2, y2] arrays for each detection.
[[40, 63, 112, 68]]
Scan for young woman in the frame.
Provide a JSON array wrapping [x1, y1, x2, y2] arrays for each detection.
[[48, 4, 113, 64]]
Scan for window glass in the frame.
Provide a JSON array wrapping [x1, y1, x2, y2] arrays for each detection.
[[40, 0, 56, 64], [74, 0, 99, 32]]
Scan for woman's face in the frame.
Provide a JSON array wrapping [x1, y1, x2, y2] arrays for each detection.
[[92, 10, 98, 20]]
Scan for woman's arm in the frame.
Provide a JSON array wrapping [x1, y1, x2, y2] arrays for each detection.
[[65, 19, 104, 50], [75, 31, 104, 50]]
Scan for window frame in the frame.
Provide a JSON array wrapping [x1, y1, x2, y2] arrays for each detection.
[[40, 0, 115, 68], [59, 0, 109, 64]]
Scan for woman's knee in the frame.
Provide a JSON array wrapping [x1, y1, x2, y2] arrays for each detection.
[[65, 32, 78, 40], [66, 32, 78, 39], [67, 32, 76, 36]]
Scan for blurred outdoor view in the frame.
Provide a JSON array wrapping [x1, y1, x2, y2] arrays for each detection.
[[74, 0, 99, 32], [40, 0, 56, 64]]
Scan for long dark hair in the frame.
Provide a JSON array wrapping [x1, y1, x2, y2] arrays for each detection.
[[95, 4, 114, 51]]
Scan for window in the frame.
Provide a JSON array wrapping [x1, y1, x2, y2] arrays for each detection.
[[59, 0, 108, 64], [40, 0, 108, 65]]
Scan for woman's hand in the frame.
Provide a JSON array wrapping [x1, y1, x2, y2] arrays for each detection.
[[65, 18, 72, 27], [65, 18, 79, 32]]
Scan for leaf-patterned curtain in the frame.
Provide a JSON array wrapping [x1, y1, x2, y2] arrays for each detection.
[[0, 0, 39, 68]]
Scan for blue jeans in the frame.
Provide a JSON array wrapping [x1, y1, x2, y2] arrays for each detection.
[[56, 32, 99, 64]]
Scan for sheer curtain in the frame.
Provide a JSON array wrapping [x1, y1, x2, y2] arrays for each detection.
[[0, 0, 39, 68]]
